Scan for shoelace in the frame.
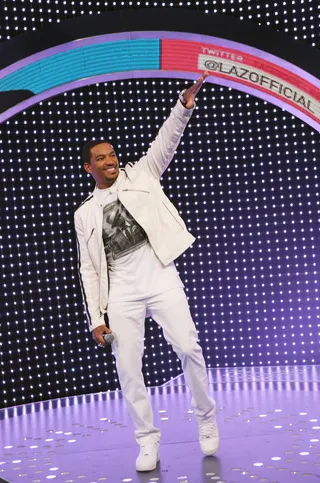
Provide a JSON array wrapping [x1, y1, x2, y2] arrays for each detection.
[[199, 422, 217, 439], [140, 443, 158, 455]]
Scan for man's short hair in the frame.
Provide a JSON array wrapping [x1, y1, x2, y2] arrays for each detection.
[[82, 140, 111, 164]]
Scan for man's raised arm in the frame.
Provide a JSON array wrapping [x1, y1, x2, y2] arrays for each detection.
[[136, 72, 209, 179]]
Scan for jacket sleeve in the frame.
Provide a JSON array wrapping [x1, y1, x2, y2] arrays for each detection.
[[135, 99, 195, 179], [74, 210, 105, 332]]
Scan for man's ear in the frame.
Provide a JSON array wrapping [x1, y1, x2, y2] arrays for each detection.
[[84, 162, 92, 174]]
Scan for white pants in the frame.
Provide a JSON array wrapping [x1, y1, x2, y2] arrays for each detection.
[[107, 288, 216, 446]]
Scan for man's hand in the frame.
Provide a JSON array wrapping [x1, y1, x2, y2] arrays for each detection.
[[181, 71, 209, 109], [92, 324, 113, 346]]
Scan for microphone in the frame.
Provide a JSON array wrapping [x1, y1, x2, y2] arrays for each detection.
[[102, 333, 115, 344]]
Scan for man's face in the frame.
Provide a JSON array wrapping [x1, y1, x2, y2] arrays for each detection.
[[84, 143, 120, 189]]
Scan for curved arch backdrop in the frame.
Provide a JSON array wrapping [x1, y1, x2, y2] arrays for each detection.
[[0, 9, 319, 130], [0, 8, 319, 408]]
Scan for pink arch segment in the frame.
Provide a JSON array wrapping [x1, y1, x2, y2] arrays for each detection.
[[160, 39, 319, 129]]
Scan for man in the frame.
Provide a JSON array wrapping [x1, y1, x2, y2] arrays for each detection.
[[74, 72, 219, 472]]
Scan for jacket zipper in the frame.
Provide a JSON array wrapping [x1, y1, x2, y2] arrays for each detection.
[[122, 188, 150, 194], [162, 202, 184, 229], [87, 228, 95, 243]]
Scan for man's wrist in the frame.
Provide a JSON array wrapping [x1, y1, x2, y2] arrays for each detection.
[[179, 89, 188, 107], [179, 89, 194, 109]]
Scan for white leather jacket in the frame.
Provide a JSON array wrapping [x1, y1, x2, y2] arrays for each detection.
[[74, 100, 196, 331]]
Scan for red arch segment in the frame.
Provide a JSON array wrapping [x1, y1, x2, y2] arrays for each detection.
[[161, 39, 319, 124]]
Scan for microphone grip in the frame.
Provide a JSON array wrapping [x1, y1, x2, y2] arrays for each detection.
[[102, 333, 115, 344]]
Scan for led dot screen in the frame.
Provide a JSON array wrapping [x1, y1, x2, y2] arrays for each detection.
[[0, 0, 319, 408], [1, 0, 319, 47]]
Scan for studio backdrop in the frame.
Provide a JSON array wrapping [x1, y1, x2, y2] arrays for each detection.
[[0, 6, 319, 408]]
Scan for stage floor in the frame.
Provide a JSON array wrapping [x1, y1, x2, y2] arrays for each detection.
[[1, 366, 319, 483]]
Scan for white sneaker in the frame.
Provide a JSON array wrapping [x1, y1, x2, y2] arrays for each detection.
[[136, 442, 160, 472], [199, 417, 220, 456]]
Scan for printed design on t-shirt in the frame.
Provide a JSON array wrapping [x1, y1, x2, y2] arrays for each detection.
[[102, 200, 148, 260]]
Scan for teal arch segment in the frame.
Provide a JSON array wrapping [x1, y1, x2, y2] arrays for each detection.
[[0, 39, 160, 93]]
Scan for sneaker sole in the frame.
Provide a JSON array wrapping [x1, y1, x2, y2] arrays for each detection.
[[136, 456, 160, 472], [201, 446, 219, 456]]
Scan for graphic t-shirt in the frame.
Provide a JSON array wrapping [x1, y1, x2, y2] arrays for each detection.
[[102, 199, 148, 260], [94, 172, 183, 302]]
